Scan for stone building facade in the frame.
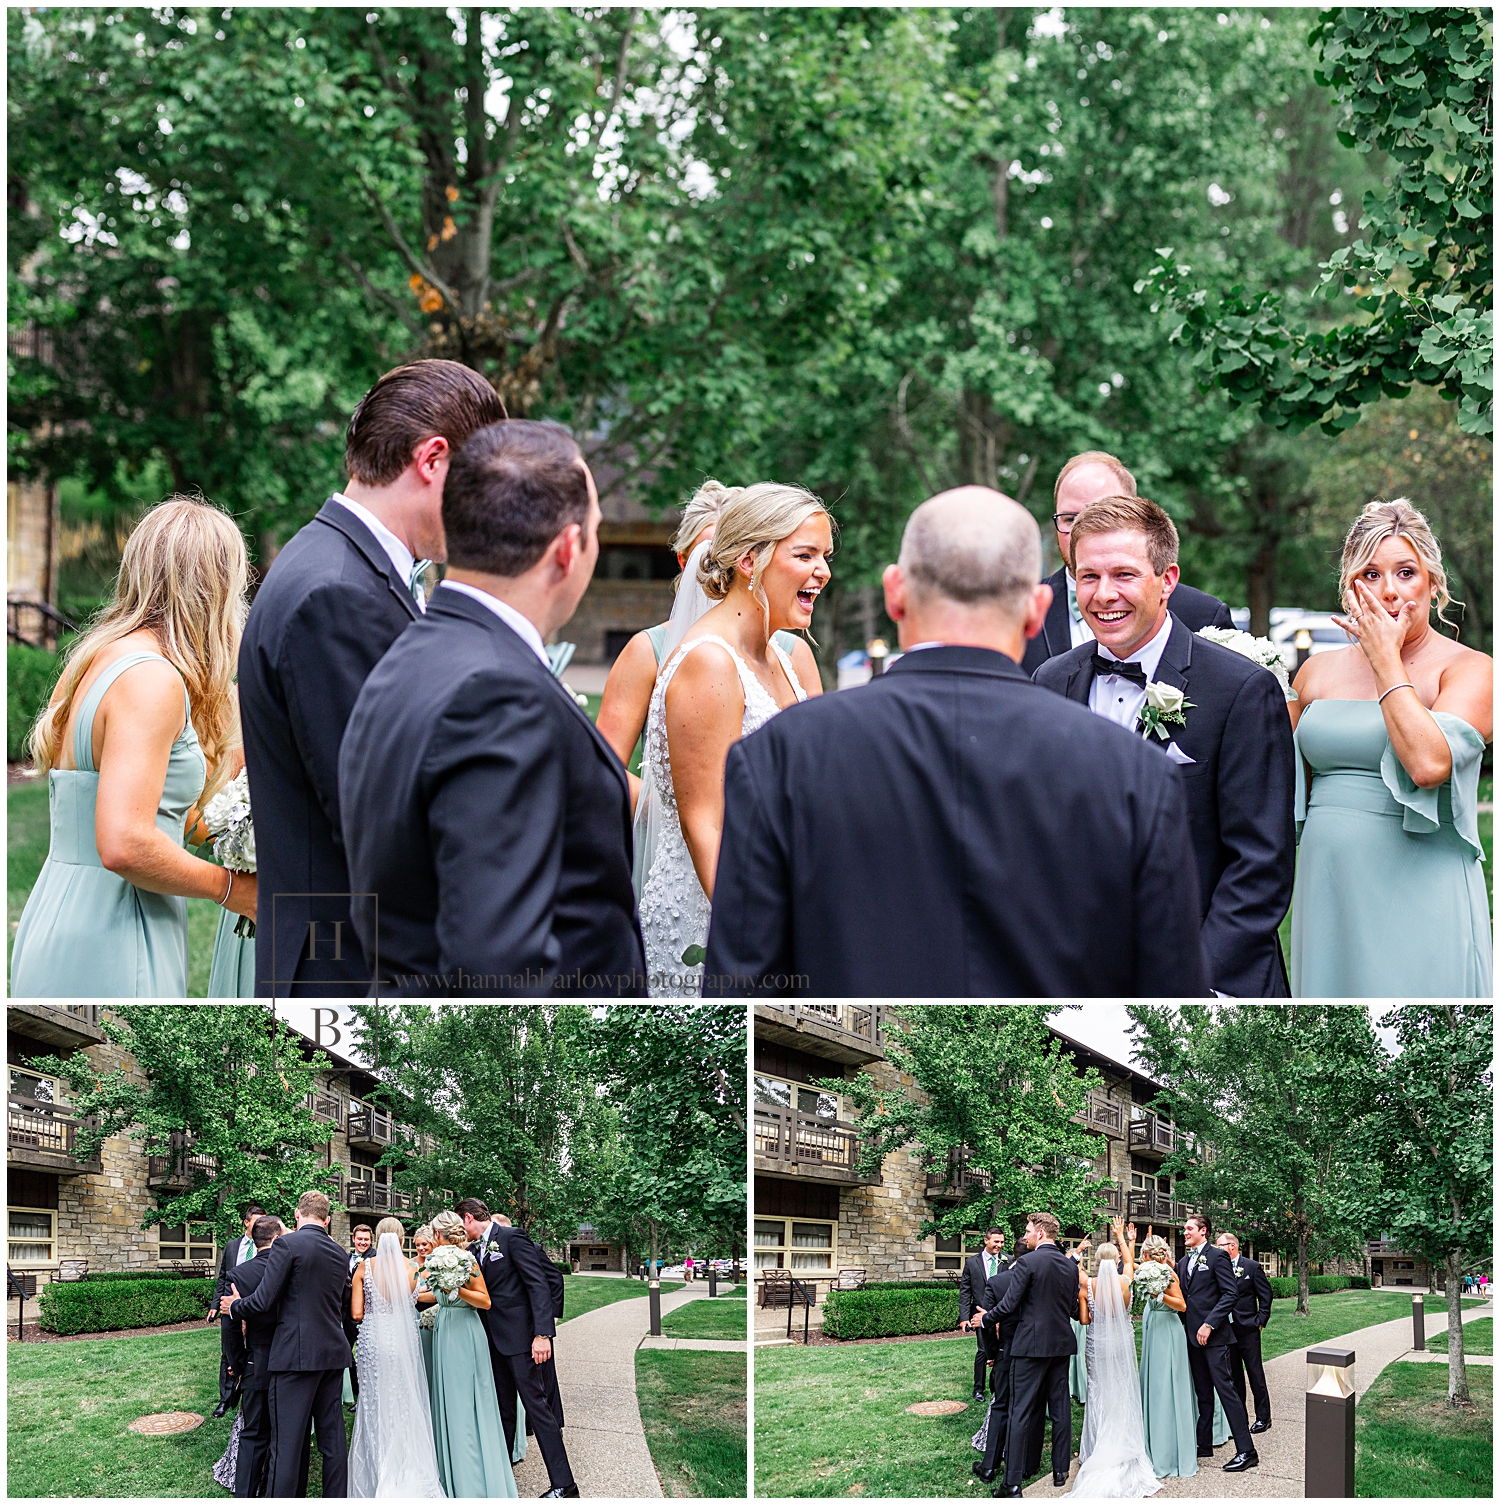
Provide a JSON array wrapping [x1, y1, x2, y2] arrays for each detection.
[[7, 1005, 435, 1290]]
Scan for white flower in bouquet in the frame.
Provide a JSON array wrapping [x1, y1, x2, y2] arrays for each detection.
[[423, 1244, 477, 1303], [418, 1305, 436, 1329], [1197, 626, 1298, 702], [1131, 1261, 1173, 1307], [201, 769, 257, 936]]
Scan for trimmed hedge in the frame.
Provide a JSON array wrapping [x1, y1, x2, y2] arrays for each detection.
[[80, 1269, 214, 1283], [1348, 1275, 1371, 1289], [823, 1284, 960, 1339], [7, 643, 62, 763], [37, 1277, 215, 1335], [1269, 1274, 1360, 1298]]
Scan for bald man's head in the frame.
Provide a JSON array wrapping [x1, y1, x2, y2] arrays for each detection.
[[897, 487, 1042, 617]]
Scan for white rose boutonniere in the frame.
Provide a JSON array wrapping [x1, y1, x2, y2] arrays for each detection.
[[1136, 680, 1193, 741]]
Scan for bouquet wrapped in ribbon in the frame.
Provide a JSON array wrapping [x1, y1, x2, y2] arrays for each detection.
[[202, 769, 257, 937], [423, 1244, 477, 1303]]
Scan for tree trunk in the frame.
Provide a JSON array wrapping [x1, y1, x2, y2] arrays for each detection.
[[1246, 535, 1276, 638], [1446, 1247, 1471, 1406], [1295, 1226, 1310, 1316]]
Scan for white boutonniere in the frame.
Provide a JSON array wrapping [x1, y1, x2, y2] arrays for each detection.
[[1136, 680, 1193, 741]]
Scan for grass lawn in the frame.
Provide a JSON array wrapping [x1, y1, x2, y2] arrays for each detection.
[[562, 1274, 683, 1322], [1258, 1291, 1489, 1364], [1355, 1359, 1492, 1498], [1454, 1317, 1490, 1355], [755, 1336, 1081, 1498], [662, 1297, 747, 1342], [6, 1324, 350, 1498], [635, 1348, 746, 1498]]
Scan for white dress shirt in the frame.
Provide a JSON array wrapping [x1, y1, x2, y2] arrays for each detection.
[[1065, 572, 1096, 649], [1087, 612, 1173, 731], [439, 580, 552, 670], [236, 1235, 255, 1265], [330, 493, 421, 608]]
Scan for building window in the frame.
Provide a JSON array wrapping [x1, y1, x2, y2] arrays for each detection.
[[8, 1207, 56, 1264], [755, 1217, 836, 1272], [159, 1222, 216, 1263], [1393, 1261, 1415, 1271], [9, 1068, 62, 1103], [1130, 1171, 1171, 1194], [754, 1075, 840, 1120], [934, 1230, 984, 1272]]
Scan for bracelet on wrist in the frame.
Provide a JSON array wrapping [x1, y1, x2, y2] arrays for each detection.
[[218, 869, 234, 907], [1378, 681, 1416, 705]]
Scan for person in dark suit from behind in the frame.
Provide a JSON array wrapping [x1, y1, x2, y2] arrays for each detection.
[[212, 1204, 264, 1418], [1176, 1214, 1257, 1471], [703, 486, 1210, 996], [231, 1215, 287, 1498], [960, 1229, 1009, 1400], [456, 1199, 578, 1498], [1216, 1230, 1274, 1433], [972, 1228, 1027, 1485], [1034, 495, 1295, 997], [238, 360, 505, 996], [340, 421, 645, 997], [992, 1212, 1083, 1496], [1021, 450, 1234, 675], [223, 1191, 353, 1499]]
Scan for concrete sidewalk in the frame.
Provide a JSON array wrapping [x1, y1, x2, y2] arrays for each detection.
[[511, 1283, 711, 1499], [1021, 1300, 1492, 1499], [638, 1334, 746, 1352]]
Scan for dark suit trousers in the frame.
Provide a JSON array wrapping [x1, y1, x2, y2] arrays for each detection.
[[491, 1348, 575, 1490], [220, 1315, 246, 1405], [1004, 1355, 1071, 1489], [1187, 1341, 1252, 1454], [979, 1351, 1013, 1476], [233, 1386, 272, 1497], [1228, 1325, 1271, 1422], [973, 1328, 991, 1394], [268, 1369, 347, 1498]]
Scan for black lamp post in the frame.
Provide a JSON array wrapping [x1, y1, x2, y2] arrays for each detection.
[[708, 1265, 718, 1298], [1305, 1345, 1356, 1497], [1412, 1292, 1425, 1351], [648, 1277, 662, 1336]]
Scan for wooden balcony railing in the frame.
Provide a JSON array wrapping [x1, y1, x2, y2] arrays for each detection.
[[345, 1180, 415, 1215], [346, 1104, 396, 1148], [147, 1134, 218, 1189], [1128, 1113, 1183, 1156], [305, 1091, 342, 1126], [925, 1151, 992, 1200], [8, 1096, 104, 1174], [1095, 1181, 1124, 1215], [754, 1106, 863, 1179], [1126, 1189, 1196, 1224], [764, 1003, 884, 1049], [61, 1005, 102, 1026], [1072, 1092, 1125, 1138]]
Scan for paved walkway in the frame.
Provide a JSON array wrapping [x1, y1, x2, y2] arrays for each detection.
[[638, 1334, 745, 1352], [511, 1283, 710, 1499], [1020, 1300, 1492, 1499]]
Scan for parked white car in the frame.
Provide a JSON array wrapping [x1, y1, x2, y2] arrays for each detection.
[[1268, 611, 1352, 659]]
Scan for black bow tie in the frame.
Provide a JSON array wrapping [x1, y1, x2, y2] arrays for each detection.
[[1092, 654, 1148, 685]]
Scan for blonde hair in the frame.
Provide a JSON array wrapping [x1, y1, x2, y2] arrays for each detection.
[[430, 1209, 468, 1245], [374, 1216, 405, 1243], [1092, 1242, 1120, 1273], [1054, 450, 1137, 506], [1139, 1234, 1172, 1264], [672, 478, 733, 557], [28, 496, 249, 802], [413, 1225, 435, 1247], [697, 481, 831, 631], [1339, 499, 1458, 633]]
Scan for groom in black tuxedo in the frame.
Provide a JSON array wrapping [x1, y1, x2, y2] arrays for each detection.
[[339, 420, 645, 996], [223, 1191, 352, 1498], [993, 1213, 1081, 1496], [231, 1215, 288, 1499], [239, 360, 505, 995], [457, 1198, 578, 1498], [972, 1235, 1024, 1485], [1176, 1214, 1257, 1471], [704, 486, 1209, 997], [1034, 495, 1295, 997]]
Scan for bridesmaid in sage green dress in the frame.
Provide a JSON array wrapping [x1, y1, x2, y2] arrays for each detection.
[[1289, 501, 1492, 997], [192, 745, 256, 997], [1136, 1234, 1206, 1477], [10, 498, 256, 996], [424, 1218, 519, 1497]]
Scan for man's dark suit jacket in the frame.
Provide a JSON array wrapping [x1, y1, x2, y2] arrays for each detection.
[[703, 645, 1209, 997], [469, 1220, 559, 1357], [229, 1222, 352, 1372], [994, 1242, 1080, 1358], [1021, 567, 1234, 675], [978, 1263, 1022, 1353], [338, 588, 646, 996], [232, 1248, 280, 1391], [239, 498, 419, 995], [1228, 1253, 1274, 1328], [1175, 1243, 1239, 1347], [960, 1251, 998, 1327], [1034, 615, 1295, 997]]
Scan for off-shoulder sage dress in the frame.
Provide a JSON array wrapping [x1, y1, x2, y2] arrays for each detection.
[[1291, 700, 1491, 997], [11, 651, 201, 997]]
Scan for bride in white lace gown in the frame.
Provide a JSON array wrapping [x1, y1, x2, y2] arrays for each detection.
[[348, 1223, 444, 1498], [636, 481, 833, 996]]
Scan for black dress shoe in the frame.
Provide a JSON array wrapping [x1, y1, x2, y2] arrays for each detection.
[[539, 1487, 581, 1499], [1196, 1447, 1214, 1458], [972, 1463, 996, 1483], [992, 1487, 1023, 1498], [1053, 1473, 1069, 1487], [1223, 1451, 1260, 1472], [974, 1388, 987, 1402], [1249, 1419, 1272, 1434], [212, 1398, 232, 1419]]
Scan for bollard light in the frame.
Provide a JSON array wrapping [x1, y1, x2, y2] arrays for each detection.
[[1412, 1293, 1424, 1351], [1295, 626, 1314, 673], [709, 1266, 718, 1298], [1305, 1346, 1356, 1497], [648, 1278, 662, 1336], [867, 638, 889, 676]]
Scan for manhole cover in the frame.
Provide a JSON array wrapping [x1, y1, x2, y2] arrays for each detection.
[[905, 1399, 968, 1416], [128, 1412, 204, 1436]]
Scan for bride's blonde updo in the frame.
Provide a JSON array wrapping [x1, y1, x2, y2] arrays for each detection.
[[374, 1216, 404, 1243], [430, 1209, 468, 1245], [1139, 1234, 1172, 1264], [1339, 498, 1460, 632], [1092, 1241, 1120, 1274], [696, 480, 831, 622]]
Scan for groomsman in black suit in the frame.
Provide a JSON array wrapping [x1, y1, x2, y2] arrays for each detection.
[[340, 421, 645, 996], [1176, 1214, 1257, 1471], [972, 1231, 1026, 1485], [1034, 495, 1296, 997], [1217, 1231, 1274, 1432], [458, 1198, 578, 1498], [238, 360, 505, 995], [1021, 451, 1234, 674], [231, 1216, 287, 1498], [960, 1230, 1009, 1400], [224, 1191, 352, 1498], [211, 1204, 263, 1418], [343, 1224, 372, 1399], [993, 1212, 1081, 1496]]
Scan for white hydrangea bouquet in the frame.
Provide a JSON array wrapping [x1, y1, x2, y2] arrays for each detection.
[[202, 769, 257, 937], [1197, 626, 1298, 702], [1131, 1260, 1173, 1311], [423, 1244, 477, 1304], [415, 1272, 437, 1328]]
